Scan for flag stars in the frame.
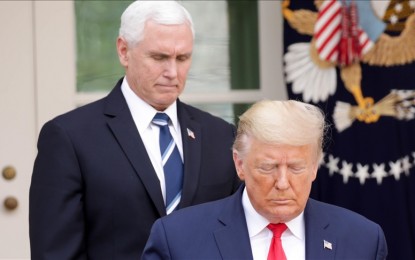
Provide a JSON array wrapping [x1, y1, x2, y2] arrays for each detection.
[[390, 14, 399, 25], [355, 163, 370, 185], [394, 3, 403, 13], [340, 161, 353, 184], [327, 155, 340, 176], [322, 151, 415, 184], [372, 163, 387, 185], [402, 156, 412, 176], [389, 160, 403, 181]]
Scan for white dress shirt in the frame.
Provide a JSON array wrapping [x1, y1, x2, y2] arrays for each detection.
[[121, 77, 183, 205], [242, 187, 306, 260]]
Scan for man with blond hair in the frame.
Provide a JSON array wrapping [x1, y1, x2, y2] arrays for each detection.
[[143, 100, 388, 260]]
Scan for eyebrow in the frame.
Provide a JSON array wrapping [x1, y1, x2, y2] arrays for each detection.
[[148, 51, 192, 57]]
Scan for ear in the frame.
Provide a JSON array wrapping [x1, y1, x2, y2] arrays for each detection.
[[311, 163, 318, 182], [233, 151, 245, 181], [116, 37, 129, 67], [311, 151, 322, 182]]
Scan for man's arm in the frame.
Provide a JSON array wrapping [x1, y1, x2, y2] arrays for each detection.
[[376, 224, 388, 260], [141, 219, 171, 260], [29, 120, 86, 259]]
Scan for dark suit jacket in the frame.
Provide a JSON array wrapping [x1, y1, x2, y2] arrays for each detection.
[[142, 185, 388, 260], [29, 79, 240, 259]]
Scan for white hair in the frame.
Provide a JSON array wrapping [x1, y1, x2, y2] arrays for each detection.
[[119, 1, 195, 46], [233, 100, 328, 161]]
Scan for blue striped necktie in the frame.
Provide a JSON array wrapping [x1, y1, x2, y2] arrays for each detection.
[[152, 113, 184, 214]]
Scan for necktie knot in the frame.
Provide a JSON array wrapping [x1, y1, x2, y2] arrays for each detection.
[[267, 223, 287, 238], [152, 113, 170, 126]]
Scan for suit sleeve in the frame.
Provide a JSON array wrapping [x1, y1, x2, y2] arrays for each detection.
[[376, 224, 388, 260], [141, 219, 172, 260], [29, 120, 86, 259]]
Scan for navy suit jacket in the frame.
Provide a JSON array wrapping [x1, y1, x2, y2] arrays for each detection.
[[142, 185, 388, 260], [29, 79, 240, 259]]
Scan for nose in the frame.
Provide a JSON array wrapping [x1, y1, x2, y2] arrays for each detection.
[[274, 167, 289, 190], [163, 59, 178, 79]]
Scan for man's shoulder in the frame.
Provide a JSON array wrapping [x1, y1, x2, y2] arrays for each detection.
[[40, 87, 120, 137], [49, 97, 105, 125], [49, 79, 123, 123], [307, 198, 380, 228], [171, 195, 231, 218], [160, 190, 240, 227], [306, 200, 387, 258]]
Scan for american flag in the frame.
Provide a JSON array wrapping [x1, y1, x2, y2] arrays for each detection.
[[323, 240, 333, 250], [187, 128, 195, 139], [314, 0, 373, 65]]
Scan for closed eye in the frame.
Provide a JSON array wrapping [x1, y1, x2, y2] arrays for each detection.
[[151, 54, 168, 61], [257, 164, 275, 174], [177, 54, 191, 62], [290, 166, 306, 174]]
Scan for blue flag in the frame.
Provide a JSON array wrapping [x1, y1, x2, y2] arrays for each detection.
[[283, 1, 415, 259]]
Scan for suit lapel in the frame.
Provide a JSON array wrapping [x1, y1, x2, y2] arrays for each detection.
[[104, 82, 165, 216], [176, 101, 202, 208], [213, 186, 254, 259], [304, 199, 336, 260]]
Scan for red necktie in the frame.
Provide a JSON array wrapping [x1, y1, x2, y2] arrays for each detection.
[[267, 223, 288, 260]]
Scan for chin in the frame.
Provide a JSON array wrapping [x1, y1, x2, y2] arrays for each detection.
[[268, 208, 298, 222]]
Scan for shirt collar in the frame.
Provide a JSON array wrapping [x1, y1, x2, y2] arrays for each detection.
[[121, 77, 179, 132], [242, 187, 269, 238]]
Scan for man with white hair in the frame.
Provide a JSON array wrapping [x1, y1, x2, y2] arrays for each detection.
[[29, 1, 240, 259], [142, 100, 388, 260]]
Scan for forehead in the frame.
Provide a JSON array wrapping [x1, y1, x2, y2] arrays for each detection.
[[141, 21, 193, 45], [247, 139, 316, 161]]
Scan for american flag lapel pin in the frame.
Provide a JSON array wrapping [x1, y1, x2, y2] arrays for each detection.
[[323, 240, 332, 250], [187, 128, 195, 139]]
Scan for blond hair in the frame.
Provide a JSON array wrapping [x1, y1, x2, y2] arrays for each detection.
[[233, 100, 327, 161]]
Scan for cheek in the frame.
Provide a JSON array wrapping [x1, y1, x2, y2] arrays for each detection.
[[247, 173, 275, 192], [178, 63, 191, 79], [291, 175, 313, 198], [246, 176, 276, 209], [133, 57, 160, 74], [139, 66, 163, 86], [140, 61, 157, 76]]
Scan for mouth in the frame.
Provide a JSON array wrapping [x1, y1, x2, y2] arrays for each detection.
[[270, 199, 292, 205], [156, 84, 177, 88]]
